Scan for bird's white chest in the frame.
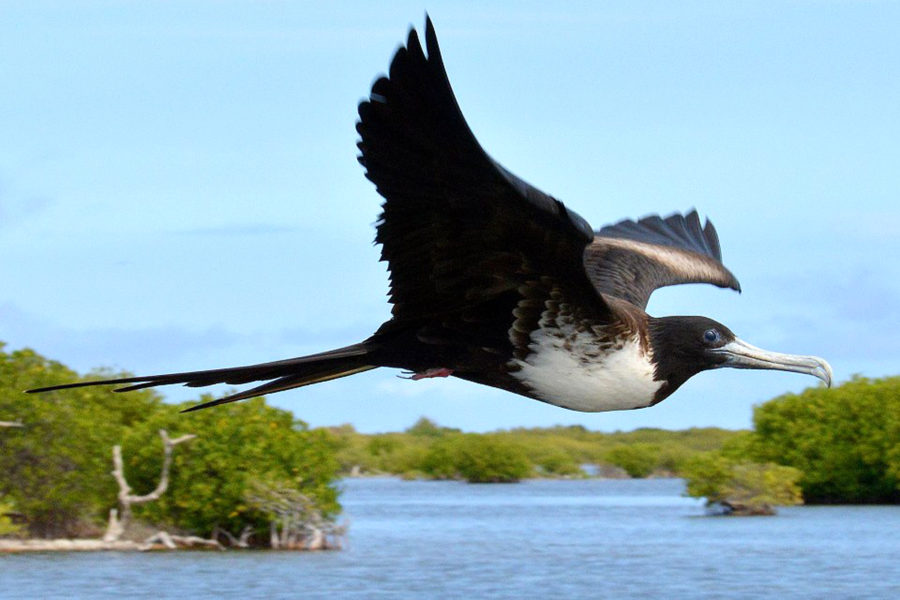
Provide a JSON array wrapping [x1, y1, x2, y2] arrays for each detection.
[[509, 327, 662, 412]]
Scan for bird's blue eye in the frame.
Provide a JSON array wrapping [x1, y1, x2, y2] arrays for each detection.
[[704, 329, 720, 343]]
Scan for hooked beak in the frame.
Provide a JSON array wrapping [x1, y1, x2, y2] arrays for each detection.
[[709, 338, 833, 387]]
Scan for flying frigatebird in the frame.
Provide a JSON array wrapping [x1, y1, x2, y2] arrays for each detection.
[[28, 18, 832, 412]]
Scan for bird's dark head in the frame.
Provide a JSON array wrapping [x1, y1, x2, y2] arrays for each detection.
[[647, 315, 832, 403]]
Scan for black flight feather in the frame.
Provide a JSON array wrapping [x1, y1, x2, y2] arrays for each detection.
[[357, 16, 603, 327]]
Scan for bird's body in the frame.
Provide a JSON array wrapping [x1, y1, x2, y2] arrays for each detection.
[[29, 18, 832, 411], [512, 329, 660, 412]]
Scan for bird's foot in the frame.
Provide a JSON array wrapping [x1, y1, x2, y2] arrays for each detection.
[[401, 367, 454, 381]]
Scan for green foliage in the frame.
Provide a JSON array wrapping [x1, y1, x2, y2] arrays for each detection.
[[718, 430, 758, 461], [534, 449, 584, 477], [683, 377, 900, 508], [406, 417, 460, 437], [453, 435, 532, 483], [122, 397, 341, 543], [751, 376, 900, 503], [683, 453, 803, 513], [362, 433, 429, 475], [0, 345, 161, 537], [682, 452, 733, 501], [501, 426, 742, 476], [0, 498, 23, 536], [331, 420, 745, 481], [419, 435, 463, 480], [726, 463, 803, 508], [367, 436, 401, 461], [0, 344, 342, 543], [328, 424, 375, 473], [605, 444, 661, 478], [420, 434, 532, 482]]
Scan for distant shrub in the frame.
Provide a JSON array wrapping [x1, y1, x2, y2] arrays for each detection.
[[683, 453, 803, 515], [332, 417, 745, 481], [419, 435, 463, 480], [535, 451, 585, 477], [0, 498, 23, 537], [420, 434, 531, 483], [454, 436, 532, 483], [405, 417, 460, 437], [655, 446, 692, 475], [605, 443, 660, 478]]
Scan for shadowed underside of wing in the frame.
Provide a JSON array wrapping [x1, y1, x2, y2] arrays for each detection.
[[356, 17, 603, 327], [586, 210, 741, 309]]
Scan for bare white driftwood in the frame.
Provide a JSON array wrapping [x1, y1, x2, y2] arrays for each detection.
[[139, 531, 223, 552], [103, 429, 196, 542], [0, 538, 143, 552]]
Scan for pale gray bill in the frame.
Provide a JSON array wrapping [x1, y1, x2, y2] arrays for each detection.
[[710, 338, 833, 387]]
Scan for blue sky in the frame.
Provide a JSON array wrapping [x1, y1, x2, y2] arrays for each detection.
[[2, 1, 897, 432]]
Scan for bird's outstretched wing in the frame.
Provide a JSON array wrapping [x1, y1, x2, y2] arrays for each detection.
[[584, 210, 741, 309], [357, 17, 603, 326]]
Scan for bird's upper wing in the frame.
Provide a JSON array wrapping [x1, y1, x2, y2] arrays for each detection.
[[584, 211, 741, 309], [357, 18, 604, 326]]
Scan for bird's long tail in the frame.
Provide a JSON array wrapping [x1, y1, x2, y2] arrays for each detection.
[[26, 344, 377, 412]]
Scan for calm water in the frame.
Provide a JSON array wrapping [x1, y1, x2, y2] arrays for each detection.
[[2, 478, 898, 599]]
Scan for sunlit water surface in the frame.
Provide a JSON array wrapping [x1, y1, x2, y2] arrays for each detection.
[[2, 478, 898, 599]]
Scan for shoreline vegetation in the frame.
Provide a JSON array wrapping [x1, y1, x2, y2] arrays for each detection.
[[2, 343, 898, 552]]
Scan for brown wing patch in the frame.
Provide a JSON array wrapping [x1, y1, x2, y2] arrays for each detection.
[[586, 211, 741, 308]]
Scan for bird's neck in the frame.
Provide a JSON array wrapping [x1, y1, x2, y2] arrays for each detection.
[[645, 316, 701, 403]]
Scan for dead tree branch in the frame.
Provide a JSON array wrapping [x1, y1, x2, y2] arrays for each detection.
[[214, 524, 254, 548], [246, 481, 345, 550], [104, 429, 195, 542]]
